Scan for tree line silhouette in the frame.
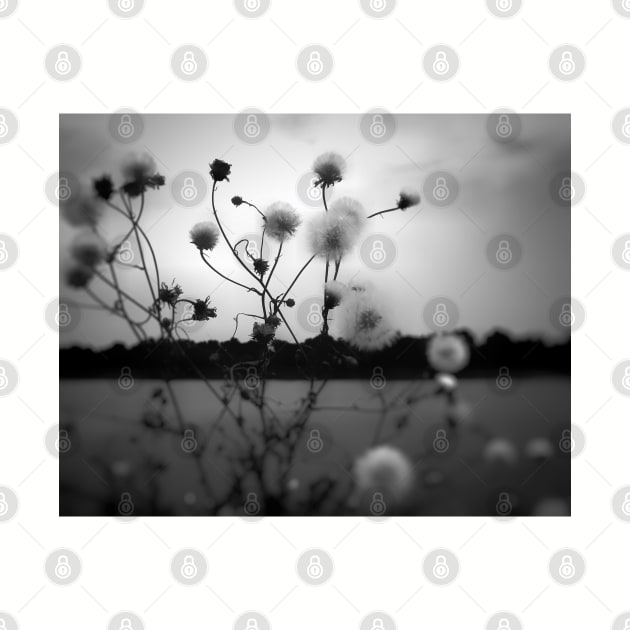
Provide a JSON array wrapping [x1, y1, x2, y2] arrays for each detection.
[[60, 329, 569, 380]]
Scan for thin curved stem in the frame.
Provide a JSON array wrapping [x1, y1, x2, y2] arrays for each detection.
[[322, 186, 329, 212], [264, 240, 283, 294], [95, 269, 156, 319], [243, 200, 265, 219], [275, 254, 315, 311], [367, 207, 399, 219], [200, 251, 261, 294]]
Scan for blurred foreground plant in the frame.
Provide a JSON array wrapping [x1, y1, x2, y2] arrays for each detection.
[[60, 150, 480, 516]]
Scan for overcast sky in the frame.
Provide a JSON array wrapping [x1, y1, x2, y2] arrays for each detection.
[[60, 113, 570, 348]]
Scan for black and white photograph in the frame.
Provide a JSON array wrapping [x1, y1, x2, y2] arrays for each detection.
[[59, 113, 570, 517]]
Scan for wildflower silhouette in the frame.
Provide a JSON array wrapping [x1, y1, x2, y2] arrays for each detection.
[[60, 149, 481, 516]]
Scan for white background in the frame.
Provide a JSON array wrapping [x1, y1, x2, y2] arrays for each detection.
[[1, 0, 629, 628]]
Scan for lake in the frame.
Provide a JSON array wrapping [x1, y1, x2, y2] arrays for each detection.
[[59, 377, 570, 516]]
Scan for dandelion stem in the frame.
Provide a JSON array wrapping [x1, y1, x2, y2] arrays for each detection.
[[277, 254, 316, 308], [211, 182, 264, 286], [264, 240, 283, 294], [243, 200, 265, 219], [199, 251, 261, 294], [367, 207, 399, 219], [322, 186, 329, 212], [95, 268, 156, 319]]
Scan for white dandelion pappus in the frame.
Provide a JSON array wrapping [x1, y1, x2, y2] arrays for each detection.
[[312, 151, 346, 187], [426, 333, 470, 373], [264, 201, 301, 241], [353, 445, 414, 500], [70, 230, 107, 267], [307, 197, 366, 259], [189, 221, 220, 251], [338, 287, 397, 351]]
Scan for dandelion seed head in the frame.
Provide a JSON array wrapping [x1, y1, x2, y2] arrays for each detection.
[[397, 188, 421, 210], [189, 222, 220, 251], [312, 151, 346, 187], [209, 158, 232, 182], [122, 153, 157, 183], [264, 202, 301, 241], [61, 194, 104, 228], [70, 230, 107, 267], [338, 288, 396, 351], [426, 334, 470, 374], [353, 445, 414, 500], [307, 197, 366, 259], [65, 262, 94, 288]]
